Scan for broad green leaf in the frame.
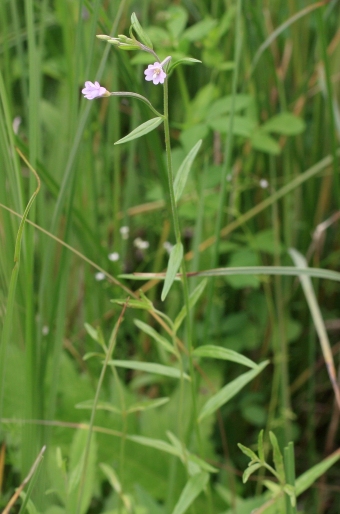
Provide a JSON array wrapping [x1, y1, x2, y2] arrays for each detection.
[[262, 112, 306, 136], [134, 319, 178, 356], [296, 449, 340, 496], [207, 115, 255, 138], [207, 94, 251, 119], [269, 432, 285, 483], [172, 472, 209, 514], [237, 443, 258, 462], [174, 140, 202, 202], [75, 399, 121, 415], [109, 359, 190, 380], [182, 18, 217, 41], [193, 345, 258, 369], [168, 57, 202, 74], [166, 6, 188, 39], [198, 361, 268, 421], [161, 242, 183, 301], [242, 463, 262, 483], [126, 397, 169, 413], [131, 12, 153, 49], [115, 117, 163, 145], [251, 131, 281, 155], [174, 279, 207, 332]]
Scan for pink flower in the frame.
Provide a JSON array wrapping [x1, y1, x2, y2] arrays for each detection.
[[82, 81, 108, 100], [144, 57, 171, 85]]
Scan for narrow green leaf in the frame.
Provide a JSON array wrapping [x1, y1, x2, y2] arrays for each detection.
[[198, 361, 269, 422], [131, 12, 153, 48], [262, 112, 306, 136], [126, 397, 169, 413], [100, 463, 122, 493], [111, 297, 153, 310], [166, 431, 218, 473], [187, 265, 340, 283], [161, 243, 183, 301], [127, 434, 181, 457], [109, 359, 190, 380], [237, 443, 259, 462], [84, 323, 106, 350], [174, 279, 207, 331], [174, 140, 202, 202], [193, 345, 258, 369], [242, 463, 262, 484], [258, 430, 265, 461], [296, 449, 340, 496], [84, 323, 99, 342], [75, 400, 120, 415], [115, 117, 163, 145], [263, 480, 281, 494], [172, 472, 209, 514], [168, 57, 202, 74], [134, 319, 178, 356], [269, 432, 285, 483]]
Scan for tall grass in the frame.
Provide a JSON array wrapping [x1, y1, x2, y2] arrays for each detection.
[[1, 0, 340, 513]]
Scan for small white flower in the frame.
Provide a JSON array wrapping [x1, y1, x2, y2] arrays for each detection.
[[95, 272, 105, 281], [120, 226, 130, 240], [134, 237, 149, 250], [259, 179, 269, 189], [42, 326, 49, 336], [108, 252, 120, 262], [82, 81, 108, 100], [13, 116, 22, 134], [163, 241, 174, 255]]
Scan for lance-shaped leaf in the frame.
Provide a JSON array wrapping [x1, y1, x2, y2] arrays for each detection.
[[109, 359, 190, 380], [168, 57, 202, 75], [172, 472, 209, 514], [161, 242, 183, 301], [134, 319, 178, 356], [198, 360, 269, 421], [193, 345, 258, 369], [131, 12, 153, 49], [115, 117, 163, 145], [174, 140, 202, 202]]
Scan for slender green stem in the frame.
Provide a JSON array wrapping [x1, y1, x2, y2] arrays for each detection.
[[163, 79, 202, 453]]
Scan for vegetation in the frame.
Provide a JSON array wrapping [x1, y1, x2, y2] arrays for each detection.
[[1, 0, 340, 512]]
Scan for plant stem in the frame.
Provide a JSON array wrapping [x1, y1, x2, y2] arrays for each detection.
[[162, 79, 202, 453]]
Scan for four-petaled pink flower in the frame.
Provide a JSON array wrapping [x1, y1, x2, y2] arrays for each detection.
[[144, 57, 171, 85], [82, 81, 108, 100]]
